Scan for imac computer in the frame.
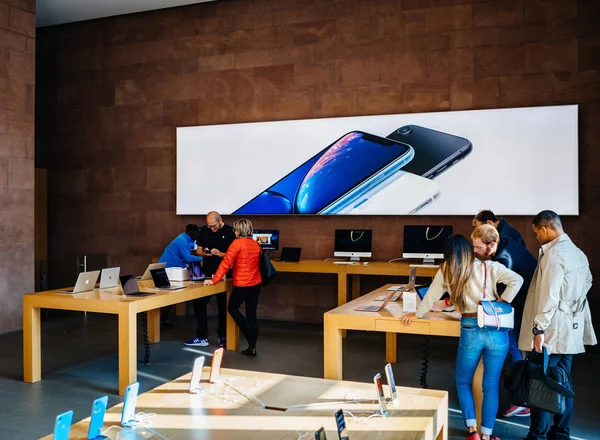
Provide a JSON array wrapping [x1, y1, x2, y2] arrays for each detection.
[[252, 229, 280, 251], [334, 229, 372, 261], [403, 225, 453, 264]]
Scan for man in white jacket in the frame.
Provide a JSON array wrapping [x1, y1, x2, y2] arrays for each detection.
[[519, 210, 596, 440]]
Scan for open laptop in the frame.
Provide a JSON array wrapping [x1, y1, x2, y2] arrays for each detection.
[[99, 267, 120, 289], [137, 262, 166, 280], [355, 285, 406, 312], [57, 271, 101, 294], [376, 267, 417, 301], [150, 268, 187, 291], [280, 247, 301, 262]]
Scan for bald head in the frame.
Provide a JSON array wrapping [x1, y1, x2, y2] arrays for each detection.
[[206, 211, 223, 232]]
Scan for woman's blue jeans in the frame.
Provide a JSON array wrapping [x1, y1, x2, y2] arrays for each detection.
[[456, 317, 509, 436]]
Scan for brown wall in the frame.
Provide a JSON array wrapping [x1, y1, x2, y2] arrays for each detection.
[[36, 0, 600, 323], [0, 0, 35, 333]]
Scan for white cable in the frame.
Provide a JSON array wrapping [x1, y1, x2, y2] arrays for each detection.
[[296, 430, 310, 440], [388, 257, 406, 263], [343, 409, 383, 423]]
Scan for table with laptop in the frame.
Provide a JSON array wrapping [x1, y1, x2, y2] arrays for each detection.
[[42, 361, 449, 440], [22, 262, 233, 396]]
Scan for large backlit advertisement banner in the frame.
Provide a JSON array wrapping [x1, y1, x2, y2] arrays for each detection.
[[177, 105, 578, 216]]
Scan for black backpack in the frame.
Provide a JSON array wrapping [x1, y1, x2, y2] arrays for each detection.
[[258, 251, 277, 286]]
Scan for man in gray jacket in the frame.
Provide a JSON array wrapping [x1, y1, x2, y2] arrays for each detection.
[[519, 210, 596, 440]]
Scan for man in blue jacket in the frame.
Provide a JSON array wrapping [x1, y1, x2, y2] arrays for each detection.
[[472, 224, 537, 418], [159, 224, 204, 268], [158, 224, 203, 326], [473, 210, 525, 247]]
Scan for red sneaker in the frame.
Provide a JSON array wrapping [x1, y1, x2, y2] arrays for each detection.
[[503, 404, 527, 417], [514, 407, 531, 417], [466, 432, 481, 440]]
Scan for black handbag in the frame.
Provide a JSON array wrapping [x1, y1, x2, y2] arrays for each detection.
[[259, 251, 277, 286], [506, 348, 574, 415]]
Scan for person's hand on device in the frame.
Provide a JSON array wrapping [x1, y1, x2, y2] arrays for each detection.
[[204, 279, 214, 286], [210, 249, 224, 258], [400, 313, 417, 325], [431, 300, 447, 312]]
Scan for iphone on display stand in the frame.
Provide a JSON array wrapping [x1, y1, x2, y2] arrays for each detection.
[[387, 125, 472, 179], [374, 373, 388, 417], [234, 131, 415, 215], [385, 363, 398, 404], [315, 427, 328, 439], [52, 410, 73, 440], [209, 348, 224, 383], [88, 396, 109, 439], [121, 382, 140, 428], [189, 356, 205, 394], [335, 409, 349, 440]]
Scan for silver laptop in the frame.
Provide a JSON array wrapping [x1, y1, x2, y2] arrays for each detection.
[[376, 267, 418, 301], [138, 262, 166, 280], [99, 267, 120, 289], [58, 271, 101, 294]]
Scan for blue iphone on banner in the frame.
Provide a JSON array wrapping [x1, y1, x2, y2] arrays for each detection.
[[88, 395, 109, 439], [52, 410, 73, 440], [234, 131, 414, 215], [121, 382, 139, 427]]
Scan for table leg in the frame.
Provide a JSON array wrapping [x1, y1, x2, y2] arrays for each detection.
[[351, 274, 360, 300], [118, 308, 137, 396], [23, 301, 41, 383], [176, 302, 187, 316], [473, 359, 483, 430], [385, 333, 397, 363], [324, 315, 343, 380], [338, 272, 348, 338], [226, 283, 239, 352], [147, 309, 160, 343]]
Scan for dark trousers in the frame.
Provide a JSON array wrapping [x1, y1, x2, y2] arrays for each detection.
[[227, 285, 261, 349], [527, 354, 574, 440], [193, 292, 227, 339]]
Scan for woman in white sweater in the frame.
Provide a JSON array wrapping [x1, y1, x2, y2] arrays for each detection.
[[402, 234, 523, 440]]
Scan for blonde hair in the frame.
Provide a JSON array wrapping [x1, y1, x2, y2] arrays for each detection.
[[471, 224, 499, 246], [440, 234, 475, 313], [233, 219, 253, 238]]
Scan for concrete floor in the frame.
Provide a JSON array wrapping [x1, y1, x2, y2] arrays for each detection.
[[0, 311, 598, 439]]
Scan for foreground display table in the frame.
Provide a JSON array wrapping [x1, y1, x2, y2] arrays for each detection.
[[40, 367, 448, 440], [272, 259, 438, 307], [23, 280, 233, 395], [324, 284, 484, 427]]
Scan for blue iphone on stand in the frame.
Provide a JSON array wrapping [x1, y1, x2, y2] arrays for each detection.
[[88, 395, 109, 439], [52, 410, 73, 440], [121, 382, 140, 428]]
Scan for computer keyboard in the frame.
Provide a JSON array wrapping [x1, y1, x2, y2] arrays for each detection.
[[332, 261, 357, 265]]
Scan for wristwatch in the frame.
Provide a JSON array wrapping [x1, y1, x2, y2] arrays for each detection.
[[532, 325, 544, 336]]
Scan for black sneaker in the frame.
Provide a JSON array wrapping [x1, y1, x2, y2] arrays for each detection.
[[241, 347, 257, 357]]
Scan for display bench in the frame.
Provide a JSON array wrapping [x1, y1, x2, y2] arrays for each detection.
[[324, 284, 484, 427], [23, 280, 233, 396], [40, 367, 449, 440]]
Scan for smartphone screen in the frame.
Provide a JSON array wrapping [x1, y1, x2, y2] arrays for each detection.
[[385, 363, 397, 402], [121, 382, 139, 427], [53, 410, 73, 440], [374, 373, 388, 416], [387, 125, 471, 178], [209, 348, 224, 383], [335, 409, 349, 440], [88, 396, 108, 439], [234, 131, 413, 215], [189, 356, 205, 393]]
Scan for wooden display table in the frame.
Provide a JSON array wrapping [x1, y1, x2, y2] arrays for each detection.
[[324, 284, 484, 427], [272, 259, 438, 307], [40, 367, 448, 440], [23, 280, 233, 396]]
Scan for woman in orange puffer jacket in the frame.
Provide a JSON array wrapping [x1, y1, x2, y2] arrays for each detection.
[[204, 218, 262, 356]]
